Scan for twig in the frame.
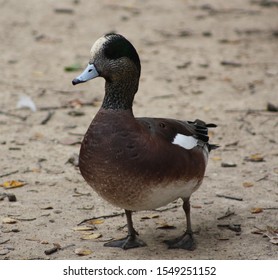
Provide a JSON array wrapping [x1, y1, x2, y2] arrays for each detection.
[[217, 224, 241, 232], [0, 110, 27, 121], [225, 109, 265, 113], [38, 101, 96, 111], [54, 8, 74, 14], [0, 170, 19, 178], [256, 175, 269, 182], [221, 61, 242, 67], [41, 111, 55, 125], [73, 188, 91, 197], [39, 105, 68, 111], [154, 205, 179, 212], [216, 194, 243, 201], [77, 213, 124, 226], [217, 208, 235, 220], [61, 243, 75, 251]]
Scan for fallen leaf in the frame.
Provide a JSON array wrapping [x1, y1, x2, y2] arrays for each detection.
[[243, 182, 254, 188], [80, 233, 102, 240], [265, 226, 278, 245], [87, 219, 104, 225], [245, 153, 264, 162], [67, 98, 83, 108], [141, 214, 160, 220], [2, 217, 17, 224], [252, 226, 278, 245], [251, 207, 263, 214], [72, 226, 95, 232], [156, 221, 176, 230], [0, 180, 26, 189], [74, 248, 93, 256], [211, 156, 222, 161]]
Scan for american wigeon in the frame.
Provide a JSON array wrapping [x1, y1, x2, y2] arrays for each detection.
[[72, 33, 218, 250]]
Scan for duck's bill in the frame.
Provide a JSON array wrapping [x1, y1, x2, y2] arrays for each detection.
[[72, 63, 99, 85]]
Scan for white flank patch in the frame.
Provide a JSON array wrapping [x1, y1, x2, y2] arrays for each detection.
[[90, 36, 108, 58], [172, 133, 198, 150]]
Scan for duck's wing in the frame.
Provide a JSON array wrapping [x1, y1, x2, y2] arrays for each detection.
[[137, 117, 218, 152]]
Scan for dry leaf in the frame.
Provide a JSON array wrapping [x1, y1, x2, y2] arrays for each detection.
[[74, 247, 93, 256], [141, 214, 160, 220], [265, 226, 278, 245], [212, 156, 222, 161], [252, 226, 278, 245], [80, 233, 102, 240], [87, 219, 104, 225], [0, 180, 26, 189], [72, 226, 95, 232], [156, 221, 176, 230], [2, 217, 17, 224], [243, 182, 254, 188], [67, 98, 83, 108], [251, 207, 263, 214], [245, 153, 264, 162]]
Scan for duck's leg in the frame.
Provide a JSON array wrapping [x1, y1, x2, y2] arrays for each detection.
[[104, 209, 146, 250], [164, 197, 196, 250]]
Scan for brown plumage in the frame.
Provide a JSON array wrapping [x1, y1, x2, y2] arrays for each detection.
[[73, 33, 218, 250]]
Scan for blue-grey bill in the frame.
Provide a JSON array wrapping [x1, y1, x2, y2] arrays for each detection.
[[72, 63, 99, 85]]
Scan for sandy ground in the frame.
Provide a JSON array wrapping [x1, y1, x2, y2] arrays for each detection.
[[0, 0, 277, 260]]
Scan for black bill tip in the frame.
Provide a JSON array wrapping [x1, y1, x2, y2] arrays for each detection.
[[72, 78, 82, 85]]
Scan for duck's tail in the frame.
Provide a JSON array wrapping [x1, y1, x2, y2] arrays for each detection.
[[189, 119, 220, 152]]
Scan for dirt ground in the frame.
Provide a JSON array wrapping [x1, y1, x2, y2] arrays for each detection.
[[0, 0, 277, 260]]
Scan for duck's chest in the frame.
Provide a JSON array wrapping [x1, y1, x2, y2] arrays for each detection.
[[79, 110, 143, 184]]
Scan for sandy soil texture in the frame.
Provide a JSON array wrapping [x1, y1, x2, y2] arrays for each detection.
[[0, 0, 277, 260]]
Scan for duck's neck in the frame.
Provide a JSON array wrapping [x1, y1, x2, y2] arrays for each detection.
[[101, 79, 138, 110]]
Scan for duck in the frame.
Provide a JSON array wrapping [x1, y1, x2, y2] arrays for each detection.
[[72, 33, 218, 250]]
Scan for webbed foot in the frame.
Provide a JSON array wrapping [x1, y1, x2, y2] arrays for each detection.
[[164, 231, 195, 250], [104, 235, 146, 250]]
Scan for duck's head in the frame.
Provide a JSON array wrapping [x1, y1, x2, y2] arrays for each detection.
[[72, 33, 141, 88]]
